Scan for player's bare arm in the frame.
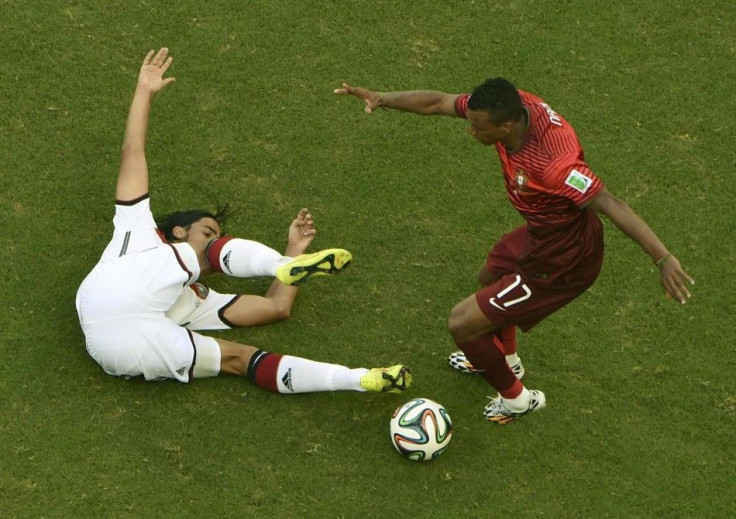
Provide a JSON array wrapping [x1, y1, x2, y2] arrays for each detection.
[[116, 48, 176, 202], [587, 190, 695, 304], [334, 83, 460, 116], [220, 209, 315, 327]]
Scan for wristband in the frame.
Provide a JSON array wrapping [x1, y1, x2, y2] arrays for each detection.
[[655, 253, 673, 267]]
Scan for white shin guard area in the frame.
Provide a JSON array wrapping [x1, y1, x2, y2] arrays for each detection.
[[216, 238, 289, 278], [275, 356, 366, 393]]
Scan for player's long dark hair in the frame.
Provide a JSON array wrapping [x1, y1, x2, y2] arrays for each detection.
[[155, 203, 238, 242], [468, 77, 524, 124]]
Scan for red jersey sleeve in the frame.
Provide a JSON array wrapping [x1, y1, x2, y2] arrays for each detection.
[[540, 156, 604, 207], [454, 94, 470, 118]]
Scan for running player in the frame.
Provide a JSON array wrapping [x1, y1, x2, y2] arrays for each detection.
[[334, 77, 692, 422], [75, 48, 411, 395]]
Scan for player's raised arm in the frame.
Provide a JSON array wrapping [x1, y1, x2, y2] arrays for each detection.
[[334, 83, 461, 117], [116, 48, 176, 202], [587, 190, 695, 304]]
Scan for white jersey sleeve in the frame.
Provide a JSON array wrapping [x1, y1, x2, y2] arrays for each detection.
[[113, 194, 158, 232], [99, 195, 162, 262]]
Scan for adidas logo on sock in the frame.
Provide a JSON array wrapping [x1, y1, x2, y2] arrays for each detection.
[[281, 368, 294, 393]]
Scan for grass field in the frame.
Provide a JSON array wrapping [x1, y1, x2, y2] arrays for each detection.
[[2, 1, 735, 517]]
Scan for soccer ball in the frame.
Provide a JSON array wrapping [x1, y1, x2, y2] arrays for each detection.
[[390, 398, 453, 461]]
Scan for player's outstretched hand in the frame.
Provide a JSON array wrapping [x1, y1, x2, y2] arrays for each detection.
[[659, 255, 695, 304], [334, 83, 382, 113], [287, 208, 316, 255], [138, 48, 176, 94]]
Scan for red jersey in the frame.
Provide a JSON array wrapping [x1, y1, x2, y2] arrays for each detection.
[[455, 90, 604, 230]]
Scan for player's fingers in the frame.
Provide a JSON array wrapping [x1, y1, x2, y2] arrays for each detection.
[[161, 56, 173, 74], [152, 47, 168, 66], [670, 270, 693, 298], [665, 284, 683, 304], [661, 277, 677, 301], [668, 281, 689, 304], [143, 50, 155, 66]]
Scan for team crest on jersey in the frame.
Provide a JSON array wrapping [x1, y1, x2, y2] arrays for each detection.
[[514, 169, 531, 193], [191, 282, 210, 300]]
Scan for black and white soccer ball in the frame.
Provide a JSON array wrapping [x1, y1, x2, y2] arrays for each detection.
[[390, 398, 453, 461]]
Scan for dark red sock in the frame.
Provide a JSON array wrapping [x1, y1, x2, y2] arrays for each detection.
[[205, 236, 235, 273], [457, 334, 520, 394], [501, 326, 517, 355], [247, 350, 283, 393], [499, 378, 524, 399]]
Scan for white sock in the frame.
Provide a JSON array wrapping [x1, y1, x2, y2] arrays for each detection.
[[208, 237, 291, 277], [275, 356, 367, 393], [505, 353, 520, 366], [335, 368, 370, 392], [503, 387, 531, 412]]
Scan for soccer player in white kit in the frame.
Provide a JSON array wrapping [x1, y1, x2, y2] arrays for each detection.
[[76, 48, 411, 395]]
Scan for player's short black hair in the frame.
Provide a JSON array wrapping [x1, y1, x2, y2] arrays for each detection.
[[155, 204, 237, 242], [467, 77, 524, 124]]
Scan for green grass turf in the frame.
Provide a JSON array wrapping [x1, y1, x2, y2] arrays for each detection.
[[2, 0, 735, 517]]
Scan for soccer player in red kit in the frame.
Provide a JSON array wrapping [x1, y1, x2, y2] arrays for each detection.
[[335, 78, 694, 423]]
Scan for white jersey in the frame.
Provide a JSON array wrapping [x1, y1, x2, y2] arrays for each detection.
[[76, 196, 221, 382]]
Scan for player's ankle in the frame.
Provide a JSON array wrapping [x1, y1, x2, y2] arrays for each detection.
[[502, 387, 531, 412]]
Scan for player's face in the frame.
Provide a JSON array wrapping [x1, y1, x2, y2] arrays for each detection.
[[466, 109, 510, 146], [183, 217, 221, 250]]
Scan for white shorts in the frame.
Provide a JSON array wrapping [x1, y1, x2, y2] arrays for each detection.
[[78, 296, 221, 382], [76, 197, 222, 383], [166, 282, 240, 331]]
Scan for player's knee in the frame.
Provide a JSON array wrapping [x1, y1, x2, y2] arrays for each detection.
[[477, 264, 498, 287], [447, 303, 472, 341], [476, 265, 487, 285]]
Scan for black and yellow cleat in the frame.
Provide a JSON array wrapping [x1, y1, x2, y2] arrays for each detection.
[[275, 248, 352, 286], [360, 365, 412, 393]]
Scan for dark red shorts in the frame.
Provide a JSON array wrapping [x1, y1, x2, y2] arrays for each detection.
[[476, 210, 604, 331]]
